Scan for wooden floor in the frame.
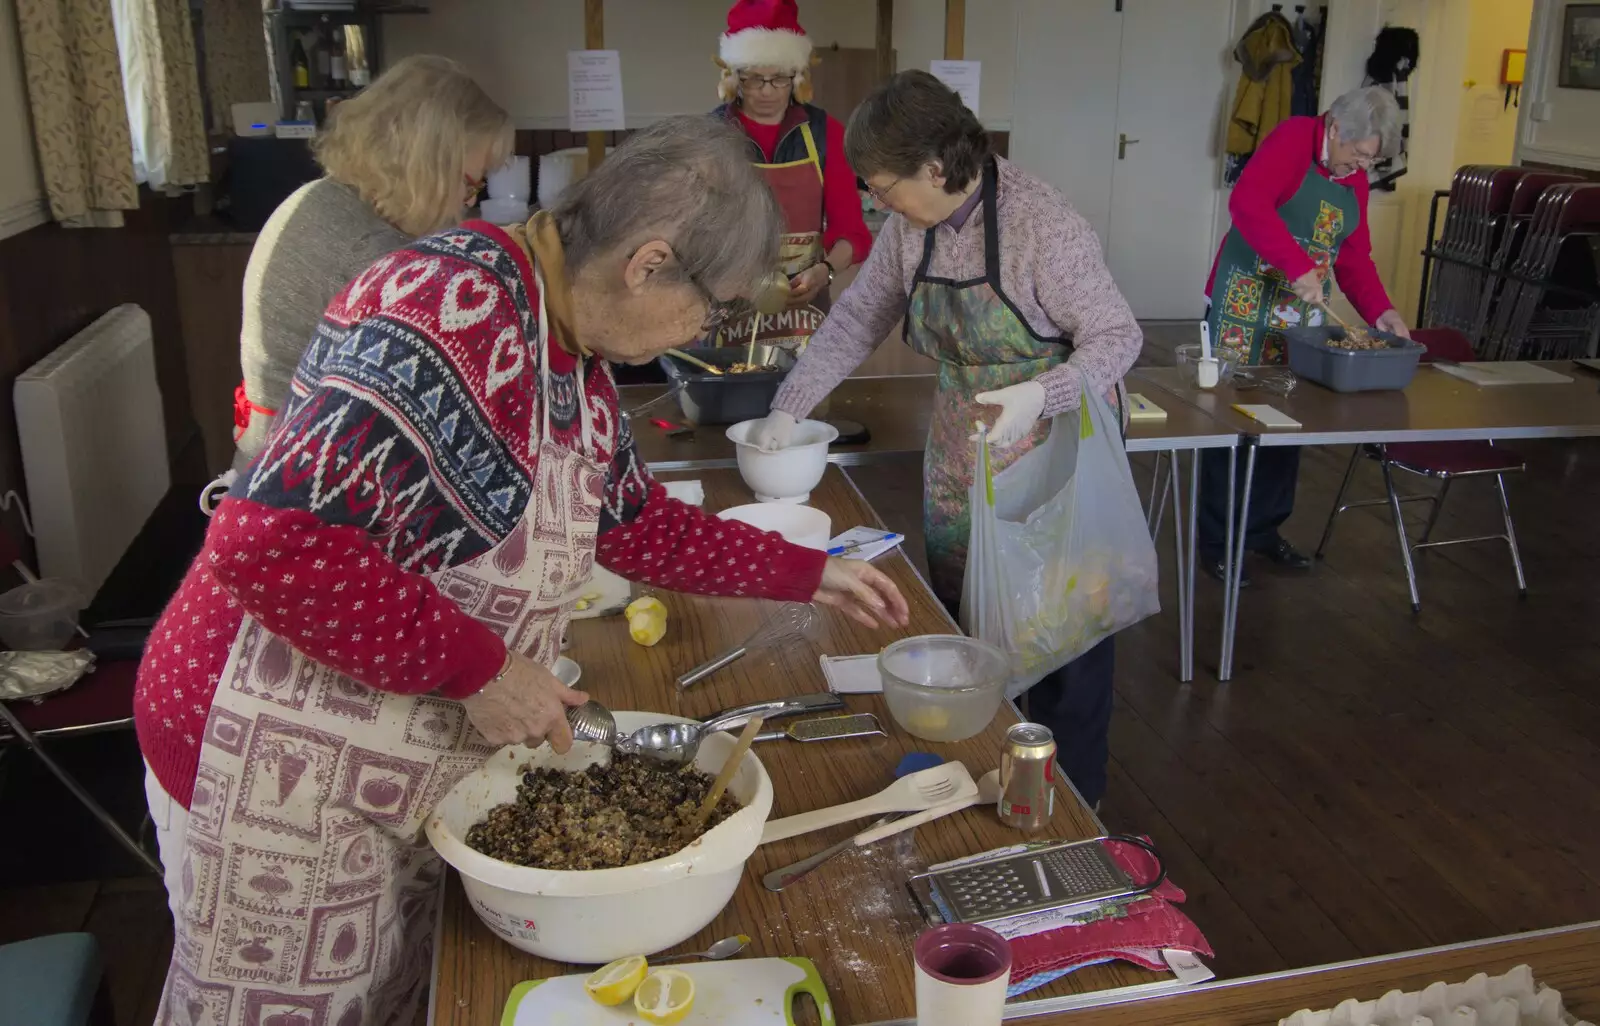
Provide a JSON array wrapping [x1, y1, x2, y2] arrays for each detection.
[[6, 327, 1600, 1020]]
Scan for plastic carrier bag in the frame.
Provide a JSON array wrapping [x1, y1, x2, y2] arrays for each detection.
[[960, 383, 1160, 698]]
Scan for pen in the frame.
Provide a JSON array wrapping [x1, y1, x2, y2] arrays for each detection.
[[827, 532, 902, 557]]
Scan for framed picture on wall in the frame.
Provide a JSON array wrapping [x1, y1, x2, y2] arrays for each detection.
[[1559, 3, 1600, 89]]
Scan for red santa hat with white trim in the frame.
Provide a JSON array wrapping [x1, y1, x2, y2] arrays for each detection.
[[717, 0, 816, 102]]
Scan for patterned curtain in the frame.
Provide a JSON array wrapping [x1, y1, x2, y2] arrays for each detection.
[[200, 0, 272, 133], [113, 0, 210, 189], [14, 0, 140, 226]]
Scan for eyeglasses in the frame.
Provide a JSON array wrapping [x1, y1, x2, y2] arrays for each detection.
[[865, 175, 906, 204], [679, 260, 746, 334], [738, 73, 795, 92]]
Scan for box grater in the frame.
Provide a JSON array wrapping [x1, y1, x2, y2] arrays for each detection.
[[907, 836, 1165, 928]]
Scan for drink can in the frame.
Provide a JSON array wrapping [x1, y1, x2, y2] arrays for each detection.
[[998, 722, 1056, 831]]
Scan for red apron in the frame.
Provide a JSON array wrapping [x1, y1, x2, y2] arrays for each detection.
[[717, 121, 828, 351]]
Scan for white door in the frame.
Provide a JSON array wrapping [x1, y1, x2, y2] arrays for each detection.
[[1010, 0, 1125, 243], [1104, 0, 1235, 319]]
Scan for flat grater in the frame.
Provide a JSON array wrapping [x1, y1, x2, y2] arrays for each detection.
[[907, 835, 1166, 928], [754, 713, 885, 743]]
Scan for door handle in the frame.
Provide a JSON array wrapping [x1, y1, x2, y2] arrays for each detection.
[[1118, 133, 1140, 159]]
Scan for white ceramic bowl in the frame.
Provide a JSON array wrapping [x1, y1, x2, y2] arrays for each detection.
[[726, 419, 839, 503], [426, 712, 773, 964], [715, 503, 832, 550]]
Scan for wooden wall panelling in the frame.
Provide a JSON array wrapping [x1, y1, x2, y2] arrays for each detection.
[[171, 243, 253, 475], [0, 189, 197, 551]]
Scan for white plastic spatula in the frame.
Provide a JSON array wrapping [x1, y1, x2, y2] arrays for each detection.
[[1197, 320, 1220, 389], [758, 762, 978, 845]]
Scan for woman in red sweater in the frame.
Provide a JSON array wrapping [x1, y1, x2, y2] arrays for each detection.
[[709, 0, 873, 349], [1198, 86, 1407, 584], [136, 116, 906, 1026]]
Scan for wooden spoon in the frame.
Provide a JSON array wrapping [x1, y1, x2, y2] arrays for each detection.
[[1315, 300, 1353, 332], [665, 348, 723, 375], [692, 715, 764, 830]]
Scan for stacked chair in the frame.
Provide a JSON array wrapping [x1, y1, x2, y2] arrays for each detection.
[[1423, 166, 1600, 360]]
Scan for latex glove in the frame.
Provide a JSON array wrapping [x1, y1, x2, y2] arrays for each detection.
[[970, 379, 1047, 448], [1291, 268, 1325, 307], [812, 558, 910, 629], [1374, 308, 1411, 339], [753, 410, 797, 451]]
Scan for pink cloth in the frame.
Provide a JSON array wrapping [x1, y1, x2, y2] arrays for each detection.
[[771, 157, 1141, 422], [1008, 838, 1213, 985]]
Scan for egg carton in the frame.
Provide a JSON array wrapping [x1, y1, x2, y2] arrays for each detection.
[[1280, 964, 1594, 1026]]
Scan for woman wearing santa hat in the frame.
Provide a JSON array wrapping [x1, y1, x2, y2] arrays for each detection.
[[711, 0, 873, 350]]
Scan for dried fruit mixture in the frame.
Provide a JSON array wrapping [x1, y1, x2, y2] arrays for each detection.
[[465, 755, 742, 870]]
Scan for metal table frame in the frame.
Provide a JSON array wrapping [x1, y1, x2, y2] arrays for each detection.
[[1212, 370, 1600, 680]]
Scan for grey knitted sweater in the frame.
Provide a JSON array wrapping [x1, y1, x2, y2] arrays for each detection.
[[234, 178, 410, 469]]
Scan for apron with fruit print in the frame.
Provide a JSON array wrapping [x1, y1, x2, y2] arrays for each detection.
[[716, 119, 829, 351], [904, 157, 1078, 608], [155, 265, 609, 1026], [1207, 117, 1360, 366]]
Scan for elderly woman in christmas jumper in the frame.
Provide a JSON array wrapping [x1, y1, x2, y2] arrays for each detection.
[[708, 0, 873, 349], [1197, 85, 1406, 586], [754, 71, 1142, 810], [136, 116, 908, 1026]]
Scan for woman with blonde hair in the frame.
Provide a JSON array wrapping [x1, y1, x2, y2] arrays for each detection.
[[229, 54, 513, 471]]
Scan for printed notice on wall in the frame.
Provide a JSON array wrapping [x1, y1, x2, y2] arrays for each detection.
[[929, 60, 981, 118], [569, 50, 626, 132]]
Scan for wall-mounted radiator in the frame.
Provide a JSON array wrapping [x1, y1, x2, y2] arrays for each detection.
[[15, 303, 170, 597]]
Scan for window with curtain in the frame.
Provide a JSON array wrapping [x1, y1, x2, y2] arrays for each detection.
[[108, 0, 209, 190]]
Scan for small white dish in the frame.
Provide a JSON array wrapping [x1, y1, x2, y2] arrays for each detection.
[[552, 656, 581, 688], [716, 503, 832, 550]]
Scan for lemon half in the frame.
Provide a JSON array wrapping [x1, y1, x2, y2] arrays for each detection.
[[583, 954, 647, 1006], [634, 968, 696, 1025]]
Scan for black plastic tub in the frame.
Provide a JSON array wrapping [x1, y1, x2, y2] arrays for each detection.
[[1285, 326, 1425, 393], [656, 345, 796, 425]]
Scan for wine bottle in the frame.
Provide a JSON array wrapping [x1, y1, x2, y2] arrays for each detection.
[[315, 20, 332, 87], [330, 29, 347, 88], [292, 35, 309, 90]]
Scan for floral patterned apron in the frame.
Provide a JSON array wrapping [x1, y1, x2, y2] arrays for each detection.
[[155, 266, 609, 1026], [717, 120, 829, 350], [1208, 117, 1360, 365], [905, 157, 1074, 608]]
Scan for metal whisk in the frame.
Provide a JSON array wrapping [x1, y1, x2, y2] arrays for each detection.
[[676, 602, 820, 690]]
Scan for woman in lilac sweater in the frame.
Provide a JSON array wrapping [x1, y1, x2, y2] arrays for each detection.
[[754, 71, 1141, 809]]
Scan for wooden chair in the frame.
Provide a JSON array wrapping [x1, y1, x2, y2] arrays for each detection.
[[1314, 327, 1527, 612]]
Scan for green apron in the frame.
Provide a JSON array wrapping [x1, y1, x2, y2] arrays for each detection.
[[905, 158, 1071, 607], [1208, 118, 1360, 365]]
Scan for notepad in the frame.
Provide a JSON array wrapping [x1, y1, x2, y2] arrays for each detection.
[[1231, 404, 1302, 429], [1126, 393, 1168, 422]]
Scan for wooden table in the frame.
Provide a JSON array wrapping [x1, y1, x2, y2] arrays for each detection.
[[1017, 921, 1600, 1026], [1138, 361, 1600, 680], [428, 466, 1171, 1026], [631, 372, 1242, 684]]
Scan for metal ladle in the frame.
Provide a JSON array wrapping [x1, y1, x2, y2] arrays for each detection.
[[564, 693, 843, 768]]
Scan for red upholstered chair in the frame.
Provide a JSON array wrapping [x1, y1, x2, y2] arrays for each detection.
[[1314, 327, 1527, 612], [0, 528, 162, 874]]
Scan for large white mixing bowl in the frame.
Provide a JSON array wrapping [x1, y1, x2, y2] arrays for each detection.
[[726, 418, 839, 503], [426, 712, 772, 964]]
